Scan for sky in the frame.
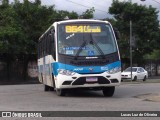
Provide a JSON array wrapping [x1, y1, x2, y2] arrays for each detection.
[[9, 0, 160, 20]]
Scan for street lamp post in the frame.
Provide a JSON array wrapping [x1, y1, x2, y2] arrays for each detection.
[[128, 0, 133, 81]]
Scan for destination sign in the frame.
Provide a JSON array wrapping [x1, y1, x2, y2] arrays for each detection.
[[65, 25, 101, 33]]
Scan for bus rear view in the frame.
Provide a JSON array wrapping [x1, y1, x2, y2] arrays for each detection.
[[38, 19, 121, 97]]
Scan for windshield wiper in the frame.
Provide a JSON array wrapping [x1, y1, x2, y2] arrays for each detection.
[[74, 40, 87, 60], [74, 33, 105, 60], [90, 34, 105, 59]]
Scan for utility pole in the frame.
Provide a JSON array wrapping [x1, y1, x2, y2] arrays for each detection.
[[128, 0, 133, 81], [130, 21, 133, 81]]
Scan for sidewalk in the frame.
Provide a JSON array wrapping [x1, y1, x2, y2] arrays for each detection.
[[148, 76, 160, 80], [0, 79, 40, 85], [0, 76, 160, 85], [122, 76, 160, 84]]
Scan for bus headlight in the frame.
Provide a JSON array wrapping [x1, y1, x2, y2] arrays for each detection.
[[58, 69, 76, 76], [107, 67, 121, 74]]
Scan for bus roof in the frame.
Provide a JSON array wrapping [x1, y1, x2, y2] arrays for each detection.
[[56, 19, 109, 24], [39, 19, 110, 41]]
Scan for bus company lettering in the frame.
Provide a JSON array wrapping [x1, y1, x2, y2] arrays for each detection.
[[74, 68, 83, 71], [101, 66, 108, 71]]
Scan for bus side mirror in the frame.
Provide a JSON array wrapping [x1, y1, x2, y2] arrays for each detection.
[[113, 28, 120, 40]]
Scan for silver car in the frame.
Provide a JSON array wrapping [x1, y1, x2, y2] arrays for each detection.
[[121, 67, 148, 81]]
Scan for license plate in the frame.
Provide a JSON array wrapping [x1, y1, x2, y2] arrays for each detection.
[[86, 77, 98, 82]]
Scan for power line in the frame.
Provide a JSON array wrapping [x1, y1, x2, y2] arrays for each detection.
[[65, 0, 109, 14], [139, 0, 160, 4], [152, 0, 160, 4], [81, 0, 107, 9]]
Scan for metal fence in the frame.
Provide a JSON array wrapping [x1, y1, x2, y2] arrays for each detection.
[[0, 54, 37, 81]]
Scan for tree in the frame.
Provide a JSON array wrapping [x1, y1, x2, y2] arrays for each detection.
[[2, 0, 9, 5], [57, 10, 78, 20], [12, 0, 58, 80], [0, 0, 98, 81], [109, 0, 160, 65], [144, 28, 160, 60], [35, 0, 41, 5], [0, 0, 25, 80], [80, 7, 95, 19]]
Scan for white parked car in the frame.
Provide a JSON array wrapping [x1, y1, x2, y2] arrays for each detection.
[[121, 67, 148, 81]]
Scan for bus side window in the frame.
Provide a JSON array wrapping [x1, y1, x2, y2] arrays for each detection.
[[45, 36, 47, 56], [40, 41, 42, 58], [45, 36, 48, 56], [46, 35, 48, 55], [50, 28, 56, 60], [46, 34, 49, 55], [42, 38, 45, 57], [48, 31, 53, 55]]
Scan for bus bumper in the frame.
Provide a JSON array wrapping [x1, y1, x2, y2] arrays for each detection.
[[55, 72, 121, 89]]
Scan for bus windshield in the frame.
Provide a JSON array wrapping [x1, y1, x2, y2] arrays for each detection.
[[57, 23, 117, 57]]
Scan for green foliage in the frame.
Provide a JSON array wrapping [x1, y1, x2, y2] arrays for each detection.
[[0, 1, 25, 54], [144, 49, 160, 60], [0, 0, 96, 80], [35, 0, 41, 5], [2, 0, 9, 5], [0, 0, 94, 55], [109, 1, 160, 62], [81, 7, 95, 19], [13, 0, 57, 54], [57, 10, 78, 20]]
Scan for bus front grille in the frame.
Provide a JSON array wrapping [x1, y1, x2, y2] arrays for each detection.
[[72, 76, 110, 85], [70, 60, 109, 66]]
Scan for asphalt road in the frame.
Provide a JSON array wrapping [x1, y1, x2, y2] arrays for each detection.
[[0, 81, 160, 120]]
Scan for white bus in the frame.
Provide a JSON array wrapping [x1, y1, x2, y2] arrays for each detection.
[[38, 19, 121, 96]]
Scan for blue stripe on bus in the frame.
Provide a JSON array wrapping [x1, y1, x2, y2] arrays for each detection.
[[51, 61, 121, 76]]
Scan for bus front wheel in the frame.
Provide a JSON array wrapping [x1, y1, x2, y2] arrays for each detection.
[[44, 85, 50, 91], [56, 89, 66, 96], [102, 86, 115, 97]]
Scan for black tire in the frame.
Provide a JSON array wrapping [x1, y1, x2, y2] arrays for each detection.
[[50, 75, 55, 91], [102, 86, 115, 97], [133, 76, 137, 81], [56, 89, 66, 96], [41, 74, 43, 83], [53, 75, 55, 89], [143, 75, 146, 81], [50, 87, 55, 91], [44, 85, 50, 91]]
